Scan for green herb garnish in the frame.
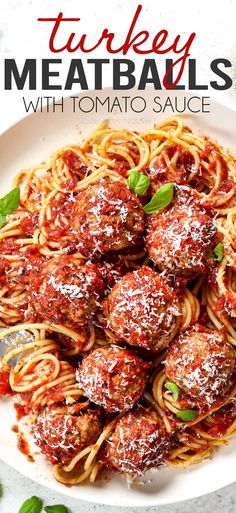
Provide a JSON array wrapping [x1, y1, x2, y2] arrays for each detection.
[[127, 170, 150, 195], [44, 506, 70, 513], [143, 183, 174, 214], [0, 187, 20, 227], [18, 496, 42, 513], [165, 382, 179, 402], [213, 242, 223, 262], [176, 409, 197, 422]]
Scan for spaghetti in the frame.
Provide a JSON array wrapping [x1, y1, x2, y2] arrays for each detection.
[[0, 116, 236, 486]]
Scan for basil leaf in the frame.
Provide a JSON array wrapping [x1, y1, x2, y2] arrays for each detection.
[[165, 381, 179, 402], [0, 214, 6, 228], [134, 174, 150, 195], [176, 409, 197, 422], [127, 170, 140, 190], [44, 506, 70, 513], [143, 183, 174, 214], [18, 496, 42, 513], [0, 187, 20, 216], [213, 242, 223, 262], [127, 171, 150, 195]]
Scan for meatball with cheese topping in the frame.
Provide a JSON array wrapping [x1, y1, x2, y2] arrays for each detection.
[[146, 189, 216, 279], [28, 256, 105, 328], [33, 403, 101, 465], [107, 407, 171, 475], [165, 325, 235, 405], [103, 266, 179, 352], [76, 345, 149, 412], [73, 178, 144, 255]]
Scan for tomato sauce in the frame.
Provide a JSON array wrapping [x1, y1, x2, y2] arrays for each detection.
[[0, 239, 20, 255], [14, 393, 33, 419], [0, 367, 10, 396], [201, 401, 236, 437], [44, 193, 75, 241], [61, 150, 88, 185], [17, 431, 35, 462], [0, 257, 11, 286], [20, 213, 39, 237], [114, 161, 129, 177], [149, 144, 194, 191]]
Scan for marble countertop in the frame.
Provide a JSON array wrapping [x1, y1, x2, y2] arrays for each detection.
[[1, 0, 236, 511]]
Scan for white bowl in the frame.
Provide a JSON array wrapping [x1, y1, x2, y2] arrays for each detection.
[[0, 88, 236, 507]]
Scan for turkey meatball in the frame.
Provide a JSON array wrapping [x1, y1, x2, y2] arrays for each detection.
[[103, 266, 179, 352], [73, 178, 144, 255], [76, 345, 149, 412], [107, 407, 171, 475], [28, 256, 104, 327], [146, 188, 216, 279], [165, 325, 235, 405], [33, 403, 101, 465]]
